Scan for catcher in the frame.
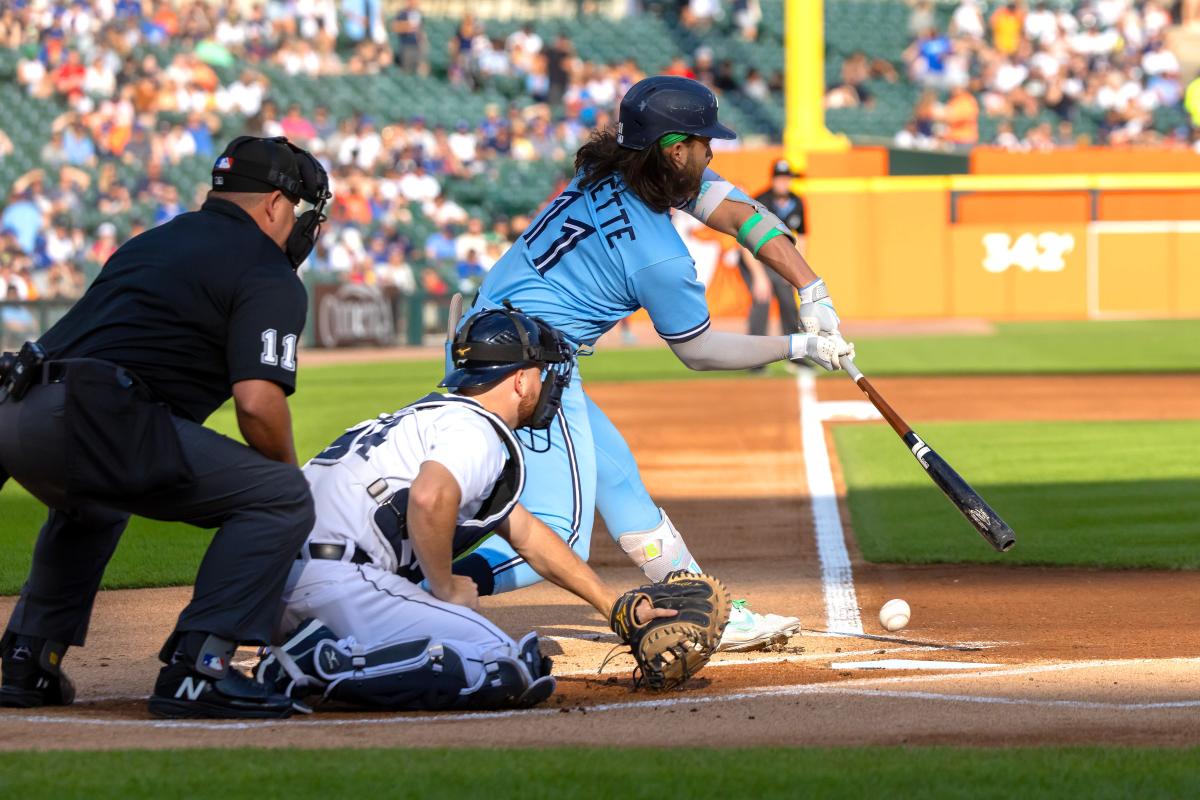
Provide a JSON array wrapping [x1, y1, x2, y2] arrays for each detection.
[[257, 307, 730, 711]]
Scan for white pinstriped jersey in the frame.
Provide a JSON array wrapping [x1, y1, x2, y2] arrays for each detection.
[[301, 394, 523, 577]]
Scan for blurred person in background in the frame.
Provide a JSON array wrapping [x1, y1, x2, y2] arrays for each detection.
[[944, 83, 980, 146], [1, 285, 36, 350], [455, 248, 486, 292], [455, 218, 489, 265], [424, 223, 457, 266], [392, 0, 429, 74], [377, 244, 416, 294], [738, 159, 805, 352]]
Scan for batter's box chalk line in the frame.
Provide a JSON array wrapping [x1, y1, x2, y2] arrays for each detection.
[[6, 657, 1195, 731], [798, 369, 863, 635]]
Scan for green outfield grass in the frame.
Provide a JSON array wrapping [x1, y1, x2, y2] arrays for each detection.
[[521, 318, 1200, 379], [0, 747, 1196, 799], [842, 318, 1200, 376], [834, 419, 1200, 568], [1, 319, 1197, 593]]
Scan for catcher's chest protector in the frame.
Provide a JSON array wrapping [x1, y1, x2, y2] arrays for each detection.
[[360, 394, 525, 581]]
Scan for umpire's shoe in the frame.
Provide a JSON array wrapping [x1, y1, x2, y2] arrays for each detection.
[[148, 632, 292, 719], [0, 633, 75, 708]]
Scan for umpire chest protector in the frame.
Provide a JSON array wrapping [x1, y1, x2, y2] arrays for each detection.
[[311, 393, 525, 581]]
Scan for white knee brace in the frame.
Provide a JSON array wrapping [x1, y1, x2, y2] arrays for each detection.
[[617, 509, 701, 583]]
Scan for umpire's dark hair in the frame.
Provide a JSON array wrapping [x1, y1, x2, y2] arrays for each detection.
[[574, 128, 697, 213]]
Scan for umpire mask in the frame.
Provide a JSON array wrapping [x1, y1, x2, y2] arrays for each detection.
[[213, 135, 332, 268]]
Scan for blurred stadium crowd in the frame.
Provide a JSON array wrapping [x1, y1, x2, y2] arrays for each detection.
[[0, 0, 784, 343], [2, 0, 1198, 346], [826, 0, 1196, 151]]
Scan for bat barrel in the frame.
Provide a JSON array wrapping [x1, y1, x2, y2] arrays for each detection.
[[843, 357, 1016, 554], [913, 441, 1016, 553]]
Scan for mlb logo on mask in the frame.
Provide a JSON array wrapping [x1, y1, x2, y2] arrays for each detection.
[[214, 156, 234, 171]]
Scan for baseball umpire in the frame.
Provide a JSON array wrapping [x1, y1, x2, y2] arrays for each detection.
[[738, 159, 807, 339], [0, 135, 331, 719]]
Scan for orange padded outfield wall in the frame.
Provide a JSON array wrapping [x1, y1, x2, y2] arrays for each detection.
[[804, 173, 1200, 320], [701, 147, 1200, 321]]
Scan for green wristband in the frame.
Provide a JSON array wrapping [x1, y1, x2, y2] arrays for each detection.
[[752, 228, 785, 256], [738, 212, 787, 256], [736, 213, 764, 248]]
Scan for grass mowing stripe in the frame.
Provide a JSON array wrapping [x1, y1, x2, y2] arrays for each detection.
[[2, 318, 1198, 593], [0, 747, 1197, 799], [288, 318, 1200, 378], [834, 419, 1200, 568], [0, 348, 772, 594], [849, 318, 1200, 376]]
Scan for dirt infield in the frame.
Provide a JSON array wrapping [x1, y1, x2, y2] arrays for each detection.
[[1, 374, 1197, 750]]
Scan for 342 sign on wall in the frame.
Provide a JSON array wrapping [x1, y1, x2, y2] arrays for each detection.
[[981, 232, 1076, 273]]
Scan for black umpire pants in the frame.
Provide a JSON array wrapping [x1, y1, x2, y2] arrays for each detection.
[[737, 259, 801, 337], [0, 381, 314, 649]]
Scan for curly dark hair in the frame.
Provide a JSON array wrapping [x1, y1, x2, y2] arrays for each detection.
[[574, 128, 697, 213]]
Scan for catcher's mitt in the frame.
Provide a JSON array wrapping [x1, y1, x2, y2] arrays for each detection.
[[606, 571, 732, 690]]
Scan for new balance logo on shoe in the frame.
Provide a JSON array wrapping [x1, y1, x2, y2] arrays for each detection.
[[175, 676, 208, 701]]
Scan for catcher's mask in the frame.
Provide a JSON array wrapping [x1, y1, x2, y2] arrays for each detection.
[[440, 302, 575, 431], [212, 135, 332, 269]]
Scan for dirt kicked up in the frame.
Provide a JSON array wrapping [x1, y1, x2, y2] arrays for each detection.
[[1, 374, 1198, 750]]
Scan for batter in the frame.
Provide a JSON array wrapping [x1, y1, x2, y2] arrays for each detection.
[[452, 76, 855, 651]]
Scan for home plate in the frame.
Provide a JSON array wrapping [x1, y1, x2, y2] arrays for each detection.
[[831, 659, 1003, 670]]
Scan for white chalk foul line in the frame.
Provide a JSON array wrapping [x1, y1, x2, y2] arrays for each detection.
[[798, 369, 863, 635], [7, 657, 1196, 731], [822, 688, 1200, 711]]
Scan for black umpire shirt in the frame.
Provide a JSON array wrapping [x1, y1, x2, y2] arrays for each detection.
[[39, 198, 307, 423], [754, 189, 805, 236]]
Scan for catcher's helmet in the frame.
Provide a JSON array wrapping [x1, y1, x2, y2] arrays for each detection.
[[441, 305, 571, 386], [441, 304, 575, 430], [616, 76, 737, 151]]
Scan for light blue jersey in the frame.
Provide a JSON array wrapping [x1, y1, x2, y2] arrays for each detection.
[[475, 173, 711, 346], [455, 170, 725, 594]]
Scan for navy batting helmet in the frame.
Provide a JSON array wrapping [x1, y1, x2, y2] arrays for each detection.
[[616, 76, 737, 151]]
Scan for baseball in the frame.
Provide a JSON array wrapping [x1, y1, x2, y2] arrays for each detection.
[[879, 598, 911, 632]]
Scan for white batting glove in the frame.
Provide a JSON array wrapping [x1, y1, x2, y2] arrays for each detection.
[[798, 278, 841, 337], [788, 333, 855, 372]]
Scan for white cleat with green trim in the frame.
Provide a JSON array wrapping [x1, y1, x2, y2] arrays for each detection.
[[717, 600, 801, 652]]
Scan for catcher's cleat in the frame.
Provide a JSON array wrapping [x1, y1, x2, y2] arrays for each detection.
[[0, 634, 75, 708], [717, 600, 801, 652], [149, 661, 293, 719], [517, 675, 556, 708], [254, 618, 336, 704], [517, 631, 553, 681]]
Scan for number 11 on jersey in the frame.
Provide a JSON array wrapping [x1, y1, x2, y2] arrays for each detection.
[[524, 190, 596, 276], [261, 328, 298, 371]]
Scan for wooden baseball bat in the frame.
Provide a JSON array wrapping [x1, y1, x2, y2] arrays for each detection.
[[840, 356, 1016, 553]]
